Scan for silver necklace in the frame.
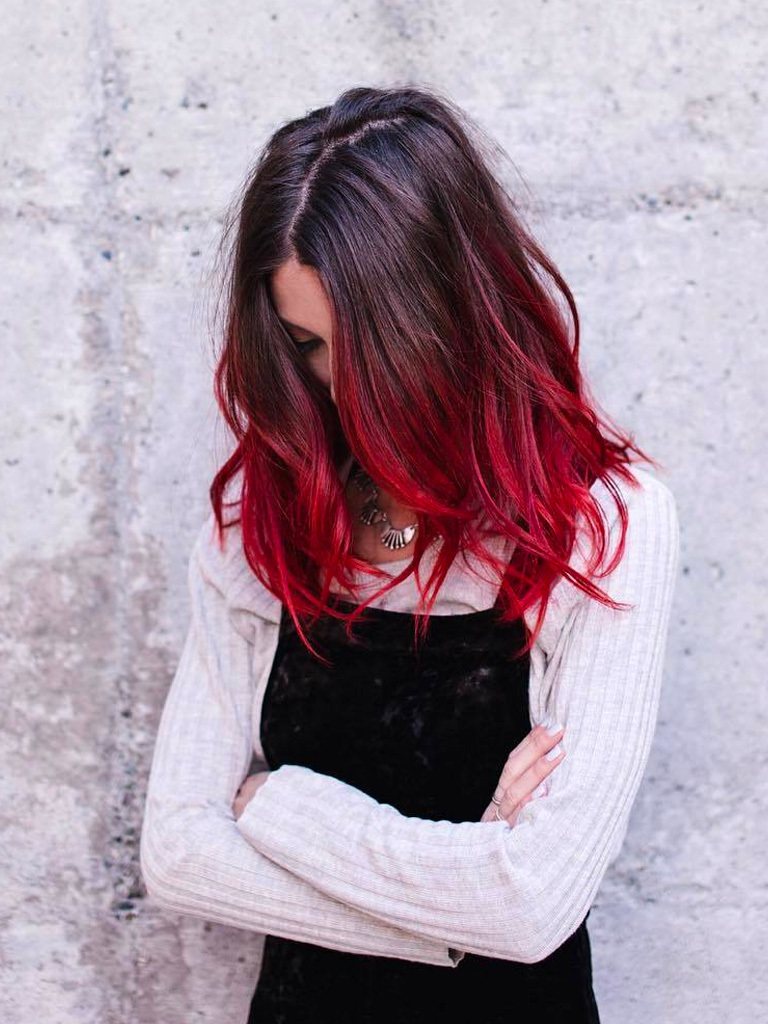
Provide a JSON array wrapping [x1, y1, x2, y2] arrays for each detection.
[[349, 458, 418, 552]]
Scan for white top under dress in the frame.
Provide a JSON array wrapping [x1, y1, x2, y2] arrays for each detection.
[[139, 464, 680, 967]]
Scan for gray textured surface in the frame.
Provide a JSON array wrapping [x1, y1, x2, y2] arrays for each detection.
[[1, 2, 764, 1022]]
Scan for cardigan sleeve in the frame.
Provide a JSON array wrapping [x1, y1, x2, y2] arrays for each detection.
[[235, 470, 681, 964], [138, 516, 463, 967]]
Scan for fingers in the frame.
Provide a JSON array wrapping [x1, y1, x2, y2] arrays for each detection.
[[492, 722, 565, 802], [489, 723, 567, 825], [481, 786, 539, 827], [497, 747, 565, 819]]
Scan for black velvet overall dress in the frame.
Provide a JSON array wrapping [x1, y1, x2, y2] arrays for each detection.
[[247, 581, 600, 1023]]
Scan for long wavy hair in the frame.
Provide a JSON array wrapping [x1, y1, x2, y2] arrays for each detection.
[[207, 84, 659, 662]]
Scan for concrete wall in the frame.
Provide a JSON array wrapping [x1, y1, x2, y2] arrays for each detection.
[[1, 2, 764, 1021]]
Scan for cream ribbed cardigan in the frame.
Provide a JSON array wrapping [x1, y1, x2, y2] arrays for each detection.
[[139, 465, 680, 967]]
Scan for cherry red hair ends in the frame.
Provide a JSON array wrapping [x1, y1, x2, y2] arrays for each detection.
[[207, 85, 660, 665]]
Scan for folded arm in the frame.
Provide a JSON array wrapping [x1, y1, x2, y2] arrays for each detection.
[[236, 473, 680, 964], [139, 519, 463, 967]]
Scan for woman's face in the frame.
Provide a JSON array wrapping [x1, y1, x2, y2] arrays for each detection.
[[270, 256, 334, 401]]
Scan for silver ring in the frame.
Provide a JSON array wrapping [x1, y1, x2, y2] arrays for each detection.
[[490, 793, 502, 806], [494, 805, 504, 822]]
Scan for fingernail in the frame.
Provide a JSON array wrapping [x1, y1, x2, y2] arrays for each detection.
[[545, 740, 564, 760], [544, 719, 564, 737]]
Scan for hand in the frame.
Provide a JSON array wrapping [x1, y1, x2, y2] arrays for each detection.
[[233, 770, 272, 820], [480, 723, 566, 826]]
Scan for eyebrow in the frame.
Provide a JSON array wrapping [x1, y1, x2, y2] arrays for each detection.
[[278, 317, 313, 334]]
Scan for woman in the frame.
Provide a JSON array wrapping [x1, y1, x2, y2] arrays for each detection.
[[140, 85, 680, 1023]]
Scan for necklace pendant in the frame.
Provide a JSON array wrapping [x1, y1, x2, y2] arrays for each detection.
[[359, 499, 387, 526], [380, 523, 417, 550], [348, 456, 417, 553]]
